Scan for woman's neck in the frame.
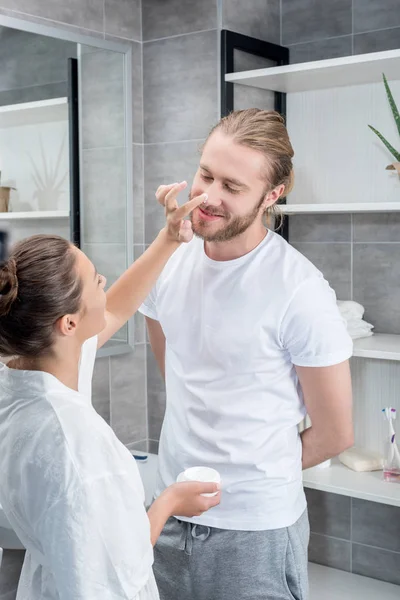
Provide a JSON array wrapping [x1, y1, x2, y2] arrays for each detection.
[[8, 342, 82, 391]]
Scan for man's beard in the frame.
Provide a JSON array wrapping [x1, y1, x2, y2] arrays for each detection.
[[189, 193, 265, 242]]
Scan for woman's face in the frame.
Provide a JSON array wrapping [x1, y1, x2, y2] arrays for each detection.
[[73, 247, 107, 341]]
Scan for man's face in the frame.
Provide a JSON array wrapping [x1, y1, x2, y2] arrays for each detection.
[[190, 131, 270, 242]]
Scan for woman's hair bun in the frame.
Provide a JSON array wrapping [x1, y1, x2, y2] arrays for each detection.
[[0, 258, 18, 316]]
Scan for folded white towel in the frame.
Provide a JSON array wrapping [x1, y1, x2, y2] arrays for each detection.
[[347, 319, 374, 339], [337, 300, 365, 320], [337, 300, 374, 339], [346, 318, 374, 331], [349, 329, 374, 340]]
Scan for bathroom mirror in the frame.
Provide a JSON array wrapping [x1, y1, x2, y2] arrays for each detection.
[[0, 15, 134, 357]]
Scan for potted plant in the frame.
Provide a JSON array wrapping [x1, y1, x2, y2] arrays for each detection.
[[368, 73, 400, 177], [0, 171, 16, 213]]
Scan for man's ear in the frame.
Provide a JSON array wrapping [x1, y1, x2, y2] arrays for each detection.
[[263, 184, 285, 210]]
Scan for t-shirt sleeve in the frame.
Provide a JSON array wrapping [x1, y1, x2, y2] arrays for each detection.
[[35, 470, 153, 600], [279, 276, 353, 367], [138, 284, 159, 321]]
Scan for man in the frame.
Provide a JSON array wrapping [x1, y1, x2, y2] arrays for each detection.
[[139, 108, 353, 600]]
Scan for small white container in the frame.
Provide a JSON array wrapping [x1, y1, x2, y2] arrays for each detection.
[[315, 459, 331, 469], [176, 466, 221, 497]]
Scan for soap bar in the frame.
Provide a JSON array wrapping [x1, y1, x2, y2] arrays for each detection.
[[339, 447, 383, 472]]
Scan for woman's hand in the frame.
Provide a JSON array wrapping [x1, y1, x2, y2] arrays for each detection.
[[156, 181, 207, 244], [147, 480, 220, 545], [161, 481, 220, 518]]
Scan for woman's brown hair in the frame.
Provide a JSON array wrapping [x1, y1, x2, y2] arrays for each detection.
[[0, 235, 82, 357]]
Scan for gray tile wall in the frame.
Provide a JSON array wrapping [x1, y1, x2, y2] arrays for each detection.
[[290, 213, 400, 332], [80, 48, 129, 345], [0, 2, 145, 598], [0, 25, 76, 105], [283, 0, 400, 62], [306, 489, 400, 586]]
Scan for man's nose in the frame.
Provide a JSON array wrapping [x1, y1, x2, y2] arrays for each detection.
[[203, 181, 222, 206]]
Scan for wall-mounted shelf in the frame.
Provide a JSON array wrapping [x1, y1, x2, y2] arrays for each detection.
[[280, 202, 400, 215], [308, 563, 400, 600], [0, 97, 68, 128], [352, 334, 400, 361], [303, 458, 400, 507], [225, 49, 400, 93], [0, 211, 69, 220]]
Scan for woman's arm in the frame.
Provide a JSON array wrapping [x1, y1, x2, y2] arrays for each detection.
[[97, 182, 207, 349]]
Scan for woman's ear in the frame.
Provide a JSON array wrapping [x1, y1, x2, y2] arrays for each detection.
[[55, 314, 79, 337]]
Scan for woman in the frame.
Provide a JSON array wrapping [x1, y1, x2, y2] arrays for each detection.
[[0, 182, 219, 600]]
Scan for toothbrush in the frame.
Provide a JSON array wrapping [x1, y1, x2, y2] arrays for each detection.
[[382, 408, 400, 467]]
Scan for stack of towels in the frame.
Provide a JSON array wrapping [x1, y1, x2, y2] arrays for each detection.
[[337, 300, 374, 340]]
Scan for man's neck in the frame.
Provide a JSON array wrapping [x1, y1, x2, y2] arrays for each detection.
[[204, 223, 268, 262]]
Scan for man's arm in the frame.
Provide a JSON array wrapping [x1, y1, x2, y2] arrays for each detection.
[[296, 360, 354, 470], [146, 317, 166, 380]]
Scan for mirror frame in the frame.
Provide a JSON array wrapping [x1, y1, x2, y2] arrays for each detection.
[[0, 14, 135, 358]]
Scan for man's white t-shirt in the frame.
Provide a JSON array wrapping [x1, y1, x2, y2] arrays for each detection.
[[0, 337, 157, 600], [140, 231, 353, 531]]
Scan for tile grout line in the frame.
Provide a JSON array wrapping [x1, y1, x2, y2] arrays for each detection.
[[143, 27, 218, 44], [351, 540, 400, 556], [127, 438, 148, 448], [148, 438, 160, 452], [350, 497, 353, 572], [144, 327, 149, 451], [311, 530, 400, 556], [350, 213, 354, 301], [104, 32, 142, 42], [140, 0, 146, 244], [82, 145, 128, 151], [351, 0, 354, 54], [216, 0, 223, 118], [217, 0, 223, 30], [139, 0, 143, 43], [310, 531, 351, 544], [287, 33, 352, 48], [286, 24, 400, 49], [0, 7, 105, 37], [3, 80, 68, 92], [291, 241, 400, 245], [108, 356, 112, 428], [143, 138, 206, 146]]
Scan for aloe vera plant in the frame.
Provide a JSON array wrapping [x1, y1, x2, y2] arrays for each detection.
[[368, 73, 400, 173]]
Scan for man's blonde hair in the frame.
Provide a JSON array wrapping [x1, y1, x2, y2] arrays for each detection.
[[205, 108, 294, 226]]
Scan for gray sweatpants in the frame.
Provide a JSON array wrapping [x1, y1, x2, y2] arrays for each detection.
[[153, 510, 310, 600]]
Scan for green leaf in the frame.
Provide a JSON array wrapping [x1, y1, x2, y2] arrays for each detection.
[[368, 124, 400, 161], [383, 73, 400, 139]]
